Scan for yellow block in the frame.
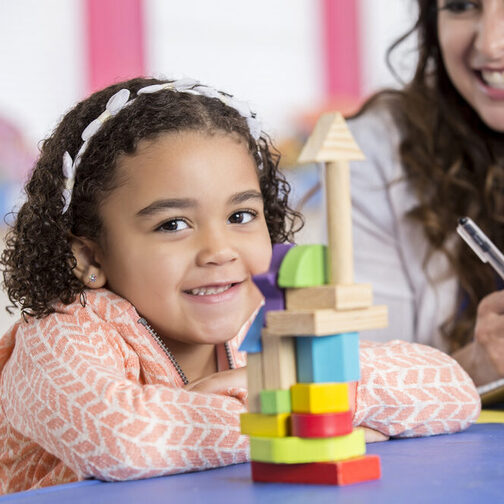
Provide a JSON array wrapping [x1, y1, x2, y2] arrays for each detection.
[[240, 412, 291, 437], [250, 428, 365, 464], [477, 410, 504, 424], [291, 383, 349, 414]]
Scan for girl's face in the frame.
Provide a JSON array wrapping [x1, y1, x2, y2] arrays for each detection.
[[437, 0, 504, 131], [95, 131, 272, 347]]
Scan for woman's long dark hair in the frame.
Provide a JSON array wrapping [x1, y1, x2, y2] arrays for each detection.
[[357, 0, 504, 351], [1, 77, 303, 319]]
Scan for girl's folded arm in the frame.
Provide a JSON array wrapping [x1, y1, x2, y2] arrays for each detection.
[[1, 323, 249, 482], [353, 340, 481, 437]]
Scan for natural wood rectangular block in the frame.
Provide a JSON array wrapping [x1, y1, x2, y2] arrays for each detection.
[[246, 352, 264, 413], [266, 305, 388, 336], [262, 331, 297, 390], [285, 284, 372, 311]]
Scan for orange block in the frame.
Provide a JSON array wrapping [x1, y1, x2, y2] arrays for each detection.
[[251, 455, 381, 486]]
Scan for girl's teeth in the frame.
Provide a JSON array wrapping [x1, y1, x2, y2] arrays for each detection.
[[482, 70, 504, 89], [188, 284, 232, 296]]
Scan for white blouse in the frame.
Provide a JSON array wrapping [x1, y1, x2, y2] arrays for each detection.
[[346, 105, 459, 352]]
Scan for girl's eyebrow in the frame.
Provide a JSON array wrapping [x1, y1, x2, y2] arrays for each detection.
[[136, 198, 197, 217], [136, 190, 263, 218], [228, 190, 263, 204]]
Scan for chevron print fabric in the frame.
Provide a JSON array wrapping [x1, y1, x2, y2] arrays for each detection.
[[0, 289, 480, 494]]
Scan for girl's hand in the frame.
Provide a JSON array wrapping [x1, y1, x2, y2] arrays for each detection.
[[363, 427, 389, 443], [185, 367, 247, 394]]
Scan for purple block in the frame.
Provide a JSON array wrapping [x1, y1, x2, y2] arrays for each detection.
[[253, 243, 294, 323]]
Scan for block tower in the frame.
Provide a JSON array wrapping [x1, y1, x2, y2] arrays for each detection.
[[239, 112, 388, 485]]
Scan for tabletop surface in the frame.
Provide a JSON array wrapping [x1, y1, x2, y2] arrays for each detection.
[[2, 423, 504, 504]]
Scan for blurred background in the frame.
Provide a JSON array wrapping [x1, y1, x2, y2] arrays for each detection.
[[0, 0, 417, 331]]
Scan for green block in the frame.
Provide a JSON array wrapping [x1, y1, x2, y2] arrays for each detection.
[[260, 389, 292, 414], [250, 428, 365, 464], [278, 245, 328, 287]]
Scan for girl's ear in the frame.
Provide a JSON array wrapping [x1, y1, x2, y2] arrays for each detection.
[[69, 235, 107, 289]]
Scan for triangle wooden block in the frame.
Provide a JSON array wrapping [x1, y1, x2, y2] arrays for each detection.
[[298, 112, 365, 163]]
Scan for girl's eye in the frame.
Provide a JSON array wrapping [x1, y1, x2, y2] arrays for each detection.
[[228, 210, 257, 225], [440, 1, 479, 13], [157, 219, 189, 232]]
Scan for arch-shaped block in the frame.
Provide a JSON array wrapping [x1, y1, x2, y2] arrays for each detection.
[[278, 245, 328, 288]]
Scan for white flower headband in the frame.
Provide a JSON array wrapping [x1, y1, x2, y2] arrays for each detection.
[[61, 78, 263, 214]]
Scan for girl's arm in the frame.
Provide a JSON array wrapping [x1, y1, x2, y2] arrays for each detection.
[[354, 340, 481, 437], [1, 318, 249, 482]]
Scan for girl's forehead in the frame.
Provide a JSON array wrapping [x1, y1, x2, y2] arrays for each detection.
[[109, 130, 261, 205]]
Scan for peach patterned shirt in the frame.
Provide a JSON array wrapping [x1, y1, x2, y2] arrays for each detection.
[[0, 289, 480, 494]]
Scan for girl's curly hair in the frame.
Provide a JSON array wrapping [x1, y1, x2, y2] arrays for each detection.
[[356, 0, 504, 352], [1, 77, 303, 319]]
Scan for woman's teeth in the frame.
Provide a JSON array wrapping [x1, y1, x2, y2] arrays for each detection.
[[187, 284, 233, 296], [481, 70, 504, 89]]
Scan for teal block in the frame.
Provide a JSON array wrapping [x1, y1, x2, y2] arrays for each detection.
[[239, 306, 264, 353], [260, 389, 292, 414], [296, 332, 360, 383], [278, 245, 327, 288]]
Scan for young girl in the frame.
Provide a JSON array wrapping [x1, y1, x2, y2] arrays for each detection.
[[347, 0, 504, 386], [0, 77, 479, 495]]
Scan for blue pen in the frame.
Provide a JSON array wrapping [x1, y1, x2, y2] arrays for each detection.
[[457, 216, 504, 281]]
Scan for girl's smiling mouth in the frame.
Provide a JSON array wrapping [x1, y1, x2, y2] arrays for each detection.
[[182, 281, 244, 301]]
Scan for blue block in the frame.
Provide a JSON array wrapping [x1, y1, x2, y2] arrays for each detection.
[[239, 306, 265, 353], [296, 332, 360, 383]]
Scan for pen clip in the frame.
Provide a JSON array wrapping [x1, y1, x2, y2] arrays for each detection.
[[456, 224, 489, 263]]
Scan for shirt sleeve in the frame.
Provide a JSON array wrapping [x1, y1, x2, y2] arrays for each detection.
[[0, 315, 249, 482], [354, 340, 481, 437]]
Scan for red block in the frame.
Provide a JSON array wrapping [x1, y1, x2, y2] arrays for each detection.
[[251, 455, 381, 486], [291, 411, 353, 438]]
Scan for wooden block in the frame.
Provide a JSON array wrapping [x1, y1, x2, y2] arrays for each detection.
[[251, 455, 381, 485], [266, 305, 388, 336], [296, 332, 360, 383], [277, 245, 327, 288], [250, 428, 365, 464], [262, 331, 297, 390], [246, 352, 264, 413], [297, 112, 366, 164], [240, 413, 290, 437], [260, 389, 291, 415], [285, 284, 372, 311], [291, 383, 349, 414], [291, 411, 353, 438], [238, 306, 264, 353]]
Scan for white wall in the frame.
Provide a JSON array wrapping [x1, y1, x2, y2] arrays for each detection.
[[0, 0, 419, 332], [0, 0, 85, 145]]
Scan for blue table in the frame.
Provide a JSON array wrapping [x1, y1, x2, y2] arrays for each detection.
[[1, 423, 504, 503]]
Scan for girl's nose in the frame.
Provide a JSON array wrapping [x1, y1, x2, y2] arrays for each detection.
[[475, 4, 504, 60], [195, 229, 238, 267]]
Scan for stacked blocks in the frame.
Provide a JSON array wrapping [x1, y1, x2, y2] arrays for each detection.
[[239, 113, 388, 486], [239, 243, 384, 485]]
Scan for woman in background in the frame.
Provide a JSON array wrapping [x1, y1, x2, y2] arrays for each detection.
[[349, 0, 504, 386]]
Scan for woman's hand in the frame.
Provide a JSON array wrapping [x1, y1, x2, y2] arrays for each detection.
[[453, 290, 504, 385], [185, 367, 247, 394], [473, 291, 504, 376]]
